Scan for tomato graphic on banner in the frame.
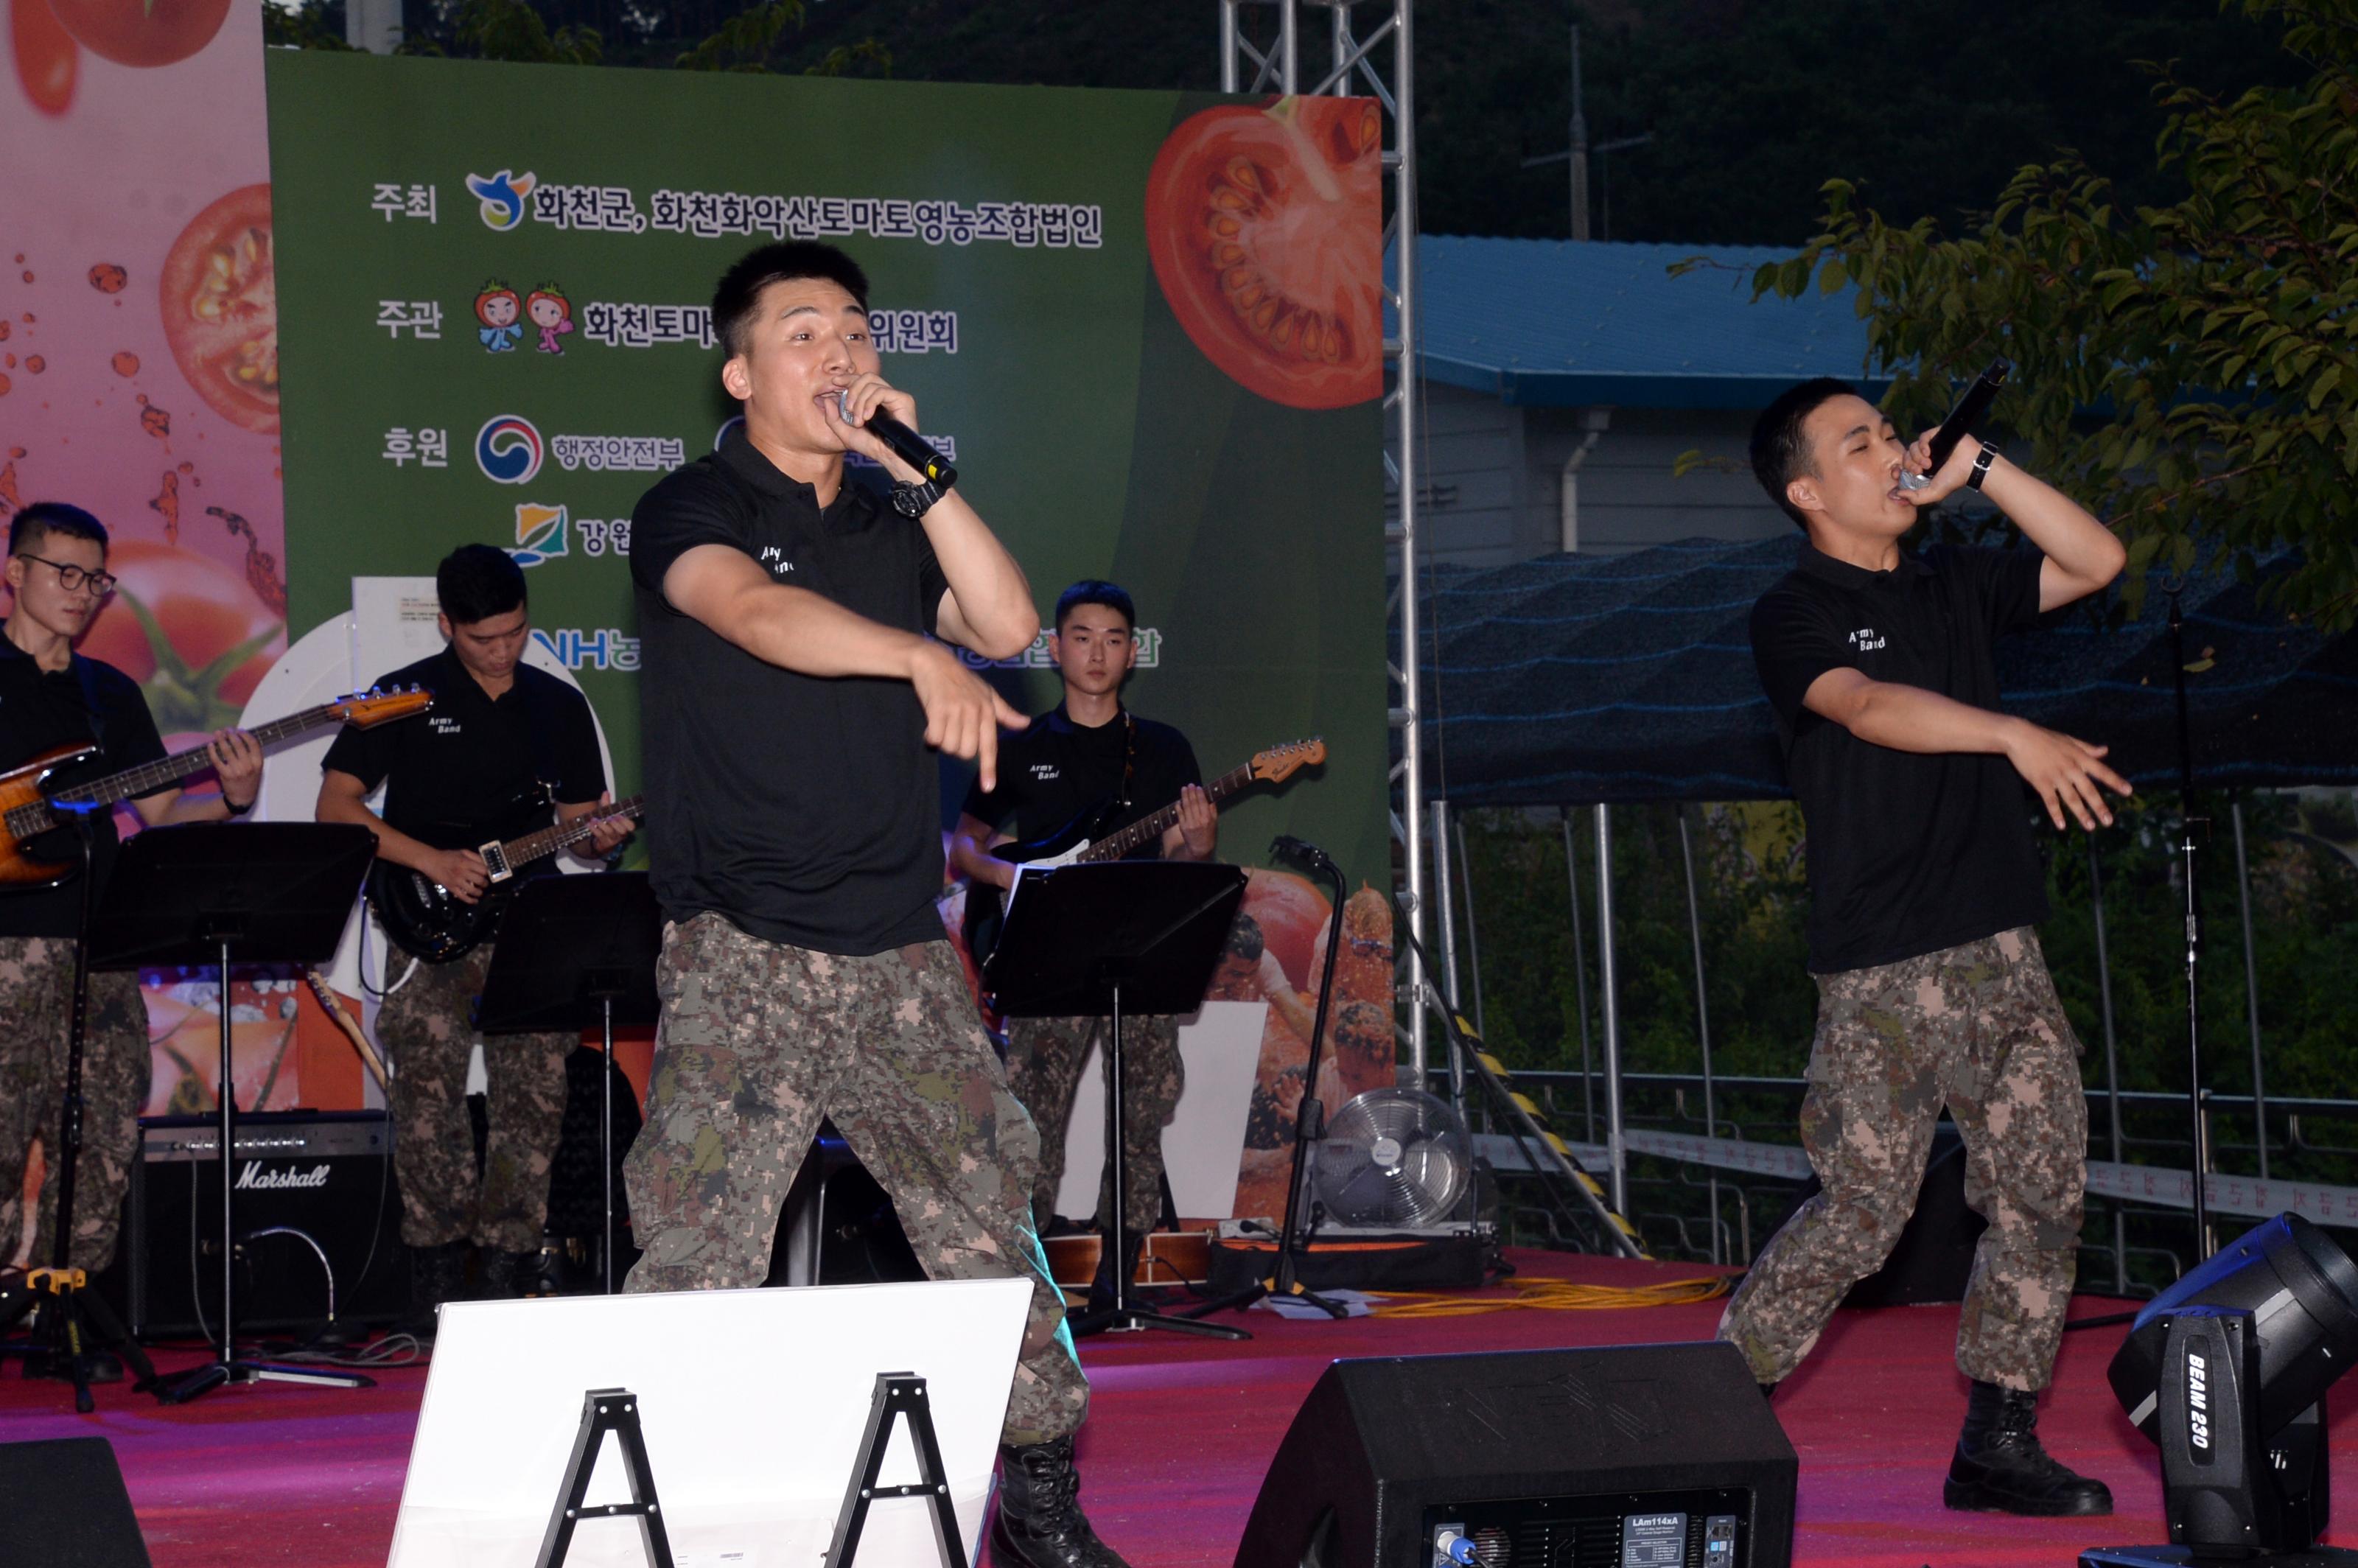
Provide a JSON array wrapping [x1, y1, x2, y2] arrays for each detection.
[[1144, 95, 1384, 410]]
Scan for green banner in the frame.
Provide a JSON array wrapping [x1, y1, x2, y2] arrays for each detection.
[[266, 52, 1388, 888]]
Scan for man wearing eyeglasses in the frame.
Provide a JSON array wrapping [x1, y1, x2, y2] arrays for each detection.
[[0, 503, 261, 1378]]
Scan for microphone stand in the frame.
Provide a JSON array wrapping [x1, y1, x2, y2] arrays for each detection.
[[1183, 838, 1350, 1323], [2165, 580, 2215, 1260]]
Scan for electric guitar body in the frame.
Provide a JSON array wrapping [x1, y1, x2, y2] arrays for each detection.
[[371, 788, 645, 964], [962, 738, 1325, 972], [0, 687, 433, 889]]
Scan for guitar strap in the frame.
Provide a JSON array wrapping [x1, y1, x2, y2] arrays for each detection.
[[1116, 709, 1137, 811], [70, 654, 107, 752]]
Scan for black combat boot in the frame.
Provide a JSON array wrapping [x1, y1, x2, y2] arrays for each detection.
[[399, 1241, 470, 1340], [991, 1435, 1130, 1568], [1943, 1379, 2113, 1516], [475, 1247, 540, 1300]]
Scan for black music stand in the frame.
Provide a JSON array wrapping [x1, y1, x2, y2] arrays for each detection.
[[984, 860, 1248, 1342], [85, 822, 379, 1404], [478, 872, 661, 1295]]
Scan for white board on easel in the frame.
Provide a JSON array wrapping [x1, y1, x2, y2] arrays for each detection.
[[388, 1277, 1030, 1568]]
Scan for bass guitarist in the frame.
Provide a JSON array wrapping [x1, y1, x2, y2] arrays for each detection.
[[315, 545, 629, 1329], [0, 503, 262, 1367], [951, 580, 1216, 1280]]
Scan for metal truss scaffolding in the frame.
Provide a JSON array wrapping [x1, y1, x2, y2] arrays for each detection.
[[1214, 0, 1430, 1075]]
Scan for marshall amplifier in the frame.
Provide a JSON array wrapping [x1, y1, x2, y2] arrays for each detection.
[[93, 1110, 409, 1339]]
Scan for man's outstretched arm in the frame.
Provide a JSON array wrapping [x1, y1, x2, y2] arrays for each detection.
[[1802, 667, 2132, 832]]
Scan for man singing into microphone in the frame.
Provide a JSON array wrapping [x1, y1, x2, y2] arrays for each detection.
[[628, 239, 1127, 1568], [1724, 377, 2130, 1516]]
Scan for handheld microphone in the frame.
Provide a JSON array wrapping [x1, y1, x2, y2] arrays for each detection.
[[1897, 357, 2010, 492], [839, 389, 957, 489], [1270, 834, 1335, 873]]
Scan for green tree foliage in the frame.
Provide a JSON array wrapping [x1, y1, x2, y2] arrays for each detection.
[[1452, 794, 2358, 1227], [396, 0, 604, 63], [264, 0, 356, 51], [257, 1, 2295, 246], [1746, 0, 2358, 629], [672, 0, 887, 75]]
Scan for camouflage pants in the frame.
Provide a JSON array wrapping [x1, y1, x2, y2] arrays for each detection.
[[623, 913, 1087, 1446], [0, 937, 150, 1273], [376, 935, 573, 1253], [1718, 927, 2087, 1391], [1007, 1012, 1182, 1238]]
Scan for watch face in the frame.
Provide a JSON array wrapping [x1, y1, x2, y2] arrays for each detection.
[[892, 484, 925, 518]]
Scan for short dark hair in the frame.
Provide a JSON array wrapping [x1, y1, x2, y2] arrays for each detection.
[[438, 543, 527, 626], [9, 501, 108, 559], [1750, 377, 1858, 531], [1054, 580, 1136, 631], [713, 241, 871, 360]]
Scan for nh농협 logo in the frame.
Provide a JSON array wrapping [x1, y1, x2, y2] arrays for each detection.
[[476, 414, 545, 484]]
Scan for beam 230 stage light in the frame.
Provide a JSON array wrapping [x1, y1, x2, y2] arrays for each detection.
[[2082, 1213, 2358, 1568]]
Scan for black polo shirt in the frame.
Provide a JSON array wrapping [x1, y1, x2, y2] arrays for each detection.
[[0, 639, 167, 939], [321, 646, 605, 850], [631, 428, 952, 956], [961, 703, 1203, 855], [1750, 542, 2049, 974]]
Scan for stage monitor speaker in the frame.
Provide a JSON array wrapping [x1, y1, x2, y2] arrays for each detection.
[[1234, 1343, 1797, 1568], [0, 1436, 153, 1567], [93, 1110, 408, 1338]]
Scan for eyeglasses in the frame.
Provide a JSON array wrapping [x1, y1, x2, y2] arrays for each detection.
[[15, 554, 118, 597]]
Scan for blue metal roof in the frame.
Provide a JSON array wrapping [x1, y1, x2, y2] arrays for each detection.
[[1388, 236, 1888, 410]]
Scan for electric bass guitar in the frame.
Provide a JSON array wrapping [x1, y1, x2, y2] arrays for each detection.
[[371, 794, 645, 965], [0, 686, 434, 887], [963, 737, 1325, 965]]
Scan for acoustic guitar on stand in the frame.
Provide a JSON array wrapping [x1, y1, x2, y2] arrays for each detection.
[[0, 687, 434, 887]]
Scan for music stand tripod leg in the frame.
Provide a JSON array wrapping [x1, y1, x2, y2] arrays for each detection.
[[1069, 988, 1247, 1343], [153, 937, 374, 1401], [1182, 855, 1352, 1324]]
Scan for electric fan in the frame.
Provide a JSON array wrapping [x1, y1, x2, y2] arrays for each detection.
[[1312, 1088, 1475, 1228]]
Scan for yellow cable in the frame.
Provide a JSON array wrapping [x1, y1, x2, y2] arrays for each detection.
[[1370, 1275, 1729, 1318]]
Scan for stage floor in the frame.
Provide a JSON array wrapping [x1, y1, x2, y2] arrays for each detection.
[[3, 1249, 2350, 1567]]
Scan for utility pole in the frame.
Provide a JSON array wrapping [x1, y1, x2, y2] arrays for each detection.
[[1522, 25, 1652, 240], [1569, 24, 1591, 242]]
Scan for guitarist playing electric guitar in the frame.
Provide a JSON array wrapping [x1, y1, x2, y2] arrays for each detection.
[[951, 581, 1217, 1290], [0, 503, 264, 1371], [315, 545, 630, 1332]]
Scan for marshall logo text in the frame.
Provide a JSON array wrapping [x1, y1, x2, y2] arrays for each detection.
[[234, 1161, 332, 1192]]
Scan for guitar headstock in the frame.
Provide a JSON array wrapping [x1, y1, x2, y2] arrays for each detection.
[[1251, 738, 1326, 785], [330, 685, 434, 729]]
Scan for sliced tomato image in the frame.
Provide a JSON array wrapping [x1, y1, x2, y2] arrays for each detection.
[[73, 538, 285, 732], [45, 0, 226, 66], [12, 0, 77, 115], [1144, 95, 1384, 410], [158, 183, 278, 435]]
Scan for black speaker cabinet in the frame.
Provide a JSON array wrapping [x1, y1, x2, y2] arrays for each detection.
[[1235, 1343, 1797, 1568], [92, 1110, 409, 1338], [0, 1437, 152, 1567]]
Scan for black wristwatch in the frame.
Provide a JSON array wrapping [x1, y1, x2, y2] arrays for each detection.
[[891, 477, 944, 519], [223, 794, 253, 817], [1966, 440, 2001, 491]]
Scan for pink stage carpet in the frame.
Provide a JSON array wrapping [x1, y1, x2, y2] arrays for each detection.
[[3, 1250, 2351, 1567]]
